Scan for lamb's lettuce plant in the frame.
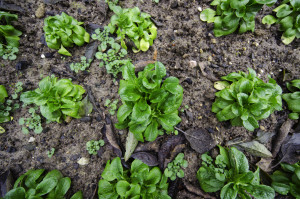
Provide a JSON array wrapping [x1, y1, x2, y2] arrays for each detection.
[[271, 162, 300, 198], [20, 75, 89, 123], [282, 79, 300, 119], [200, 0, 277, 37], [3, 169, 83, 199], [107, 3, 157, 52], [98, 157, 170, 199], [115, 62, 183, 142], [262, 0, 300, 44], [43, 12, 90, 56], [0, 11, 22, 60], [197, 146, 275, 199], [212, 68, 282, 131]]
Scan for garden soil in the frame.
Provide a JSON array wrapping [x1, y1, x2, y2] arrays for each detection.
[[0, 0, 299, 198]]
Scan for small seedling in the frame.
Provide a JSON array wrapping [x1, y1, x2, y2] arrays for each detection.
[[180, 104, 189, 112], [11, 82, 23, 100], [70, 56, 92, 73], [47, 148, 55, 158], [86, 139, 104, 155], [164, 153, 188, 181], [19, 107, 43, 134], [93, 27, 131, 77], [104, 99, 118, 115]]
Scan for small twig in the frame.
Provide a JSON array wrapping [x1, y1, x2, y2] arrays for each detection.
[[175, 126, 199, 140]]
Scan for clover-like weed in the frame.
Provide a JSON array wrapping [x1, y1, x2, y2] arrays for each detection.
[[70, 56, 92, 73], [86, 139, 105, 155], [164, 153, 188, 181], [19, 107, 43, 134]]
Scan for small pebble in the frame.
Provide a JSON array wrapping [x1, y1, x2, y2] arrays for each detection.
[[28, 137, 35, 142], [197, 7, 202, 12], [77, 157, 89, 165], [211, 39, 217, 44], [35, 3, 45, 18], [189, 60, 197, 68], [41, 54, 45, 59]]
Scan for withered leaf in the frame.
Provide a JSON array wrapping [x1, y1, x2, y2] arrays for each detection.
[[102, 124, 122, 157], [236, 141, 272, 158], [0, 170, 13, 197], [255, 130, 275, 144], [184, 128, 216, 154], [131, 152, 158, 166], [279, 133, 300, 164], [158, 134, 185, 170], [124, 131, 138, 161]]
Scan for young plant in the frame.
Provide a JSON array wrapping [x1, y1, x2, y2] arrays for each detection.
[[20, 75, 89, 123], [93, 27, 131, 77], [271, 162, 300, 198], [70, 56, 92, 73], [105, 99, 119, 115], [115, 62, 183, 142], [212, 68, 282, 131], [98, 157, 170, 199], [0, 11, 22, 60], [164, 153, 188, 181], [282, 79, 300, 119], [3, 169, 83, 199], [0, 85, 20, 123], [262, 0, 300, 44], [19, 107, 43, 134], [47, 148, 55, 158], [43, 12, 90, 56], [200, 0, 276, 37], [107, 4, 157, 52], [12, 81, 23, 99], [197, 146, 275, 199], [86, 139, 104, 155]]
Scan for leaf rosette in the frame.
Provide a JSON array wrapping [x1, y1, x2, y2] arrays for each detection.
[[115, 62, 183, 142], [200, 0, 277, 37], [43, 12, 90, 56], [212, 68, 282, 131], [282, 79, 300, 119], [20, 76, 87, 123], [98, 157, 170, 199]]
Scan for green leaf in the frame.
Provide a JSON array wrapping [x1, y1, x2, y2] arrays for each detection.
[[229, 147, 249, 174], [262, 15, 277, 25], [146, 167, 162, 185], [140, 38, 150, 52], [0, 85, 8, 103], [237, 140, 272, 158], [242, 116, 259, 131], [53, 177, 71, 197], [35, 177, 58, 196], [25, 169, 45, 189], [144, 120, 159, 142], [200, 8, 216, 23], [102, 157, 123, 181], [220, 183, 238, 199], [116, 180, 130, 197], [3, 187, 25, 199], [131, 100, 151, 123], [119, 82, 141, 101], [243, 184, 275, 199], [271, 182, 290, 195], [157, 112, 181, 132], [58, 45, 72, 56], [70, 191, 83, 199]]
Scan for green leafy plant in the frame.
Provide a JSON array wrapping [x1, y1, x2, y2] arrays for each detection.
[[43, 12, 90, 56], [47, 148, 55, 158], [164, 153, 188, 181], [0, 84, 20, 123], [107, 3, 157, 52], [3, 169, 83, 199], [212, 68, 282, 131], [19, 107, 43, 134], [271, 162, 300, 198], [200, 0, 276, 37], [12, 81, 23, 99], [20, 75, 90, 123], [262, 0, 300, 44], [197, 146, 275, 199], [86, 139, 105, 155], [70, 56, 92, 73], [98, 157, 170, 199], [93, 27, 131, 77], [282, 79, 300, 120], [0, 11, 22, 60], [115, 62, 183, 142], [105, 99, 119, 115]]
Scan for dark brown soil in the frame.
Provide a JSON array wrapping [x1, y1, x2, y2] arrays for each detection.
[[0, 0, 299, 198]]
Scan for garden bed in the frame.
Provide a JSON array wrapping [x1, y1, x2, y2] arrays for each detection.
[[0, 0, 299, 198]]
